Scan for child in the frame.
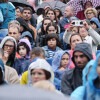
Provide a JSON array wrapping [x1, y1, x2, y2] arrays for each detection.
[[52, 50, 71, 80], [42, 33, 62, 59], [13, 39, 31, 76]]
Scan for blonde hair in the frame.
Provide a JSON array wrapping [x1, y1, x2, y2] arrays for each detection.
[[84, 8, 97, 18], [33, 80, 56, 92]]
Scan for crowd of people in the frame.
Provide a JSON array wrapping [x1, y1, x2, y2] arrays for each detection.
[[0, 0, 100, 99]]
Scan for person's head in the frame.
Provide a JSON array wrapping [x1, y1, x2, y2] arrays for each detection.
[[71, 26, 79, 34], [79, 26, 88, 38], [96, 6, 100, 14], [65, 6, 74, 19], [16, 6, 23, 18], [37, 8, 45, 16], [84, 1, 93, 10], [46, 33, 59, 50], [45, 9, 57, 23], [85, 8, 97, 20], [41, 17, 52, 34], [22, 7, 32, 22], [17, 39, 31, 58], [46, 22, 58, 34], [70, 33, 83, 50], [29, 59, 53, 84], [90, 17, 100, 29], [33, 80, 55, 92], [44, 6, 51, 14], [30, 47, 45, 62], [72, 43, 93, 69], [54, 7, 63, 19], [8, 20, 21, 42]]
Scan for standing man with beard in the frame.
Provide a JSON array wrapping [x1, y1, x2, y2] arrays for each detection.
[[61, 42, 93, 95]]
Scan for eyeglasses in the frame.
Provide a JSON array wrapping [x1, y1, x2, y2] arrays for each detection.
[[86, 12, 93, 15], [4, 44, 14, 49]]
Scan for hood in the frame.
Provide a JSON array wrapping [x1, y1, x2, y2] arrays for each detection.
[[20, 31, 34, 48], [0, 59, 5, 82], [18, 39, 32, 58], [28, 59, 54, 85], [52, 50, 71, 72], [90, 17, 100, 28], [82, 60, 94, 86], [72, 43, 93, 65]]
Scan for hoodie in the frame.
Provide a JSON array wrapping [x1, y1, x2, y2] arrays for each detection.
[[0, 36, 17, 67], [27, 59, 54, 86], [52, 50, 71, 80], [20, 31, 34, 48], [13, 39, 32, 75]]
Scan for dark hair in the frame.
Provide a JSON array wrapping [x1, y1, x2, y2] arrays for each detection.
[[41, 17, 52, 35], [0, 0, 8, 3], [70, 33, 83, 44], [37, 8, 45, 16], [0, 48, 4, 57], [22, 7, 32, 15], [45, 9, 58, 24], [46, 22, 58, 34], [90, 21, 98, 28], [17, 42, 30, 56], [43, 69, 51, 80], [46, 33, 60, 46], [84, 1, 93, 9], [31, 47, 45, 58]]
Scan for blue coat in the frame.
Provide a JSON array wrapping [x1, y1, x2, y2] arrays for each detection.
[[0, 2, 15, 28]]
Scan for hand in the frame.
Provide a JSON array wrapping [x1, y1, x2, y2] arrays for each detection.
[[83, 20, 90, 30]]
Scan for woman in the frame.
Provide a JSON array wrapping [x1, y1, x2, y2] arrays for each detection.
[[0, 36, 17, 67], [27, 59, 54, 85]]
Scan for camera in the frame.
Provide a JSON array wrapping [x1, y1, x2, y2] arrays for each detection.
[[72, 20, 83, 26]]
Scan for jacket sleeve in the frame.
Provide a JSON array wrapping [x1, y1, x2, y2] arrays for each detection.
[[61, 71, 73, 95], [88, 26, 100, 45], [63, 29, 71, 44]]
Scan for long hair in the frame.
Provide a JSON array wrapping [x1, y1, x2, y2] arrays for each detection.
[[0, 0, 8, 3]]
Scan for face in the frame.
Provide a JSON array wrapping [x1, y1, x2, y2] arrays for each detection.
[[18, 46, 27, 57], [3, 40, 14, 55], [71, 27, 79, 34], [31, 69, 46, 83], [79, 26, 88, 38], [54, 9, 60, 17], [85, 1, 93, 9], [16, 8, 22, 18], [74, 51, 89, 69], [46, 11, 55, 21], [97, 58, 100, 77], [8, 27, 20, 42], [71, 35, 82, 49], [22, 10, 32, 21], [47, 26, 57, 34], [90, 23, 97, 29], [43, 19, 51, 31], [86, 10, 95, 20], [47, 38, 57, 50], [65, 6, 73, 18], [60, 53, 70, 68]]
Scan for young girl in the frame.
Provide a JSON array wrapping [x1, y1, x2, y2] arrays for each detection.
[[42, 33, 62, 59], [52, 50, 71, 80], [13, 38, 32, 76]]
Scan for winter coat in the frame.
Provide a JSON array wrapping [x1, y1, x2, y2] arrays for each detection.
[[27, 59, 54, 86], [0, 36, 17, 67], [5, 65, 20, 84], [83, 53, 100, 100], [13, 39, 31, 75], [63, 26, 100, 54], [52, 50, 71, 80], [61, 43, 93, 95], [70, 60, 95, 100], [0, 2, 15, 29], [42, 46, 62, 59]]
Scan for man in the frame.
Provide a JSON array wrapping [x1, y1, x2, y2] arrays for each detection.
[[61, 42, 93, 95], [8, 20, 21, 43], [59, 6, 75, 32], [22, 7, 37, 41]]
